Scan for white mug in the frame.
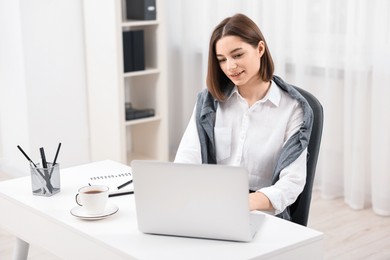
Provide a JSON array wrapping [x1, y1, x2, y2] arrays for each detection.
[[75, 185, 109, 215]]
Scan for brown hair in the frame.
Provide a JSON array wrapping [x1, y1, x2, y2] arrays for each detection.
[[206, 13, 274, 101]]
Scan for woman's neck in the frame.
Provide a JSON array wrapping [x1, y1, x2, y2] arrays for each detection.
[[237, 80, 271, 107]]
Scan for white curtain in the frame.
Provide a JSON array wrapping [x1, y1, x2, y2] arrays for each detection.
[[165, 0, 390, 216]]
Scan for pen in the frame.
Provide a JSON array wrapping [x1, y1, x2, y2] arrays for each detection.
[[39, 147, 54, 193], [17, 145, 45, 179], [40, 147, 48, 169], [52, 143, 61, 166], [49, 142, 62, 178], [17, 145, 38, 168], [117, 179, 133, 190], [109, 191, 134, 197]]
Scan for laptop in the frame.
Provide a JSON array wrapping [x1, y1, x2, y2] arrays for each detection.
[[131, 160, 264, 242]]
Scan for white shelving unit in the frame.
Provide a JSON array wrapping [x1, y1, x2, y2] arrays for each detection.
[[83, 0, 168, 164]]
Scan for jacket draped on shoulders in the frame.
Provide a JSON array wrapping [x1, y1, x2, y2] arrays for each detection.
[[195, 75, 314, 221]]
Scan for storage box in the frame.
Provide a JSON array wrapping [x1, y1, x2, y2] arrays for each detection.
[[126, 0, 156, 20]]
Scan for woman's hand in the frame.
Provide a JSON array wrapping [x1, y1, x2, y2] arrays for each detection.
[[249, 191, 274, 211]]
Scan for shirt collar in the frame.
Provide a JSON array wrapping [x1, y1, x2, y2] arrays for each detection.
[[264, 80, 281, 107], [226, 80, 281, 107]]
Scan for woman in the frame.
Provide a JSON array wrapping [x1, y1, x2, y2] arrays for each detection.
[[174, 13, 313, 221]]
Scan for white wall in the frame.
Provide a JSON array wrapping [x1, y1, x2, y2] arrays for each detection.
[[0, 0, 90, 176]]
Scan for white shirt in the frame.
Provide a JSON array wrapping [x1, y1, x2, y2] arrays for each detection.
[[175, 81, 307, 214]]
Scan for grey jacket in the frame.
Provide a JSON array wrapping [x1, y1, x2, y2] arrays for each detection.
[[195, 75, 314, 220]]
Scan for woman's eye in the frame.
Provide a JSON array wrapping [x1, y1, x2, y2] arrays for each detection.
[[217, 58, 226, 63], [233, 53, 243, 59]]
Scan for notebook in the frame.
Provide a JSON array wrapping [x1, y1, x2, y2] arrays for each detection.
[[131, 160, 264, 242], [87, 171, 133, 197]]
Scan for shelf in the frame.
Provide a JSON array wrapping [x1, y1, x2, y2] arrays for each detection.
[[123, 68, 160, 78], [124, 116, 161, 126], [121, 20, 159, 28], [84, 0, 168, 164]]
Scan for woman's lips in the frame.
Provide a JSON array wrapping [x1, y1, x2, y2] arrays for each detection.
[[230, 70, 244, 78]]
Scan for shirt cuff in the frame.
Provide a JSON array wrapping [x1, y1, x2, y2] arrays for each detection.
[[258, 186, 286, 215]]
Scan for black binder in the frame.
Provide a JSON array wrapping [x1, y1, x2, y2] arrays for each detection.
[[122, 31, 133, 72], [123, 30, 145, 72], [126, 0, 156, 20]]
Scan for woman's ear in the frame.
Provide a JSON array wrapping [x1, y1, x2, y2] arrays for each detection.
[[258, 41, 265, 57]]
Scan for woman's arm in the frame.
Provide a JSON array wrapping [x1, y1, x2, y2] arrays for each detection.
[[256, 148, 307, 213], [252, 101, 307, 214], [249, 191, 274, 211], [174, 105, 202, 164]]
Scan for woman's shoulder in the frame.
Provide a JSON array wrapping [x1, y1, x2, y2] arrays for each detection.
[[196, 88, 211, 104], [272, 75, 313, 118], [273, 76, 308, 104], [196, 88, 218, 116]]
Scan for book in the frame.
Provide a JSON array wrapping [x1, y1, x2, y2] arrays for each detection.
[[88, 171, 133, 197]]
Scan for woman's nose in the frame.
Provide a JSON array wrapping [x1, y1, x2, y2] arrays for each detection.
[[227, 59, 237, 70]]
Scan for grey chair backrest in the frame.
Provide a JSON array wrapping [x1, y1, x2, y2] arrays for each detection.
[[290, 87, 324, 226]]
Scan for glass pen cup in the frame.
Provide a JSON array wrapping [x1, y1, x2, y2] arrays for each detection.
[[30, 162, 61, 196]]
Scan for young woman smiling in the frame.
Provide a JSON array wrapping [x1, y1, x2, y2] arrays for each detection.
[[174, 13, 313, 221]]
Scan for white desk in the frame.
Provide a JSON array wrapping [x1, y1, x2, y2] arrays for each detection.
[[0, 160, 323, 260]]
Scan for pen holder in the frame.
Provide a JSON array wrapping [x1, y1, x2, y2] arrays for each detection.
[[30, 162, 61, 196]]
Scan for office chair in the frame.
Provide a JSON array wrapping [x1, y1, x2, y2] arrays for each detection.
[[289, 87, 324, 226]]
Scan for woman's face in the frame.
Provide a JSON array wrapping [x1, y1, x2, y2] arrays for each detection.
[[215, 36, 264, 87]]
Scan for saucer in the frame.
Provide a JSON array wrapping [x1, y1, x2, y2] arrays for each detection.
[[70, 203, 119, 220]]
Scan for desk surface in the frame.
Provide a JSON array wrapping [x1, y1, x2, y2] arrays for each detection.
[[0, 160, 323, 260]]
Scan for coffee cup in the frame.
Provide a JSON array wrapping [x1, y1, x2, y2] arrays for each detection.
[[75, 185, 109, 215]]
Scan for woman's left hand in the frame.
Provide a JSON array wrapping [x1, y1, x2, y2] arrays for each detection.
[[249, 191, 274, 211]]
